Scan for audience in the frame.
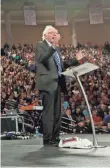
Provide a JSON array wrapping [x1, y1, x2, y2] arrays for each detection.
[[1, 42, 110, 133]]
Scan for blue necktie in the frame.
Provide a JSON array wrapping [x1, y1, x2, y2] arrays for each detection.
[[54, 51, 62, 76]]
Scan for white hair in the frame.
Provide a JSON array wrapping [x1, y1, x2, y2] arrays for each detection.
[[42, 25, 55, 40]]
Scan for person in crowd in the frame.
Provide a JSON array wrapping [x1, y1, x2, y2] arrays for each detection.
[[104, 110, 110, 127], [4, 42, 9, 50], [92, 109, 103, 128], [61, 108, 76, 133]]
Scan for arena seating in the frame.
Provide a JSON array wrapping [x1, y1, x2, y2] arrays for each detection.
[[1, 42, 110, 133]]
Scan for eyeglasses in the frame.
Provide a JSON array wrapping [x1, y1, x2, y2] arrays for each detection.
[[48, 32, 57, 34]]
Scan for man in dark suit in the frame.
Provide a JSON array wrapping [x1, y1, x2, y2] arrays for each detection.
[[35, 25, 83, 146]]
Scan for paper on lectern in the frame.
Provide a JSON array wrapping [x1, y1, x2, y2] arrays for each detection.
[[61, 62, 99, 77]]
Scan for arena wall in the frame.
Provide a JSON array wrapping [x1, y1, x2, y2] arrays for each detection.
[[1, 20, 110, 47]]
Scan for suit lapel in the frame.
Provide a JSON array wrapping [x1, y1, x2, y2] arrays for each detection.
[[43, 40, 50, 48], [43, 40, 63, 70], [43, 40, 58, 69]]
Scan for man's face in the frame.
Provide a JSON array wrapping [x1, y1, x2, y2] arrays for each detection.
[[100, 103, 105, 110], [66, 109, 71, 116], [92, 110, 96, 116], [45, 28, 58, 43], [76, 108, 80, 113]]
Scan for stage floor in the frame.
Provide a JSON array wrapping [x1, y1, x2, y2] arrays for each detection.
[[1, 134, 110, 167]]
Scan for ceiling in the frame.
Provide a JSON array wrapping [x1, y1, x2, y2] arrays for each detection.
[[1, 0, 110, 24]]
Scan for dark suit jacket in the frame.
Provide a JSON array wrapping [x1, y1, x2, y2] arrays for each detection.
[[35, 40, 79, 92]]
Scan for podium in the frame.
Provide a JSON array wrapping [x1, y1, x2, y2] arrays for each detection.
[[62, 63, 106, 148]]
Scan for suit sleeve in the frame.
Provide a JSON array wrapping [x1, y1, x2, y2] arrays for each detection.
[[35, 42, 56, 63], [63, 57, 80, 69]]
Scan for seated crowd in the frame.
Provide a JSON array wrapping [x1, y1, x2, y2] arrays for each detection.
[[1, 41, 110, 133]]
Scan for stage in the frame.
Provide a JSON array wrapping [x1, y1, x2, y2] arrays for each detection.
[[1, 134, 110, 167]]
